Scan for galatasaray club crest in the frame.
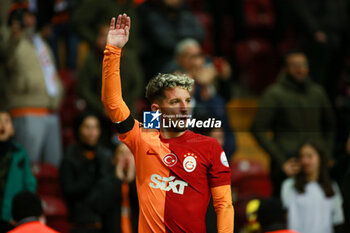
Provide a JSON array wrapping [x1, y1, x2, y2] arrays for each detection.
[[162, 153, 178, 167], [183, 153, 197, 172]]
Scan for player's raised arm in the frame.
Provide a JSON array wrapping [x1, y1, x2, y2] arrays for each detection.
[[101, 14, 132, 123]]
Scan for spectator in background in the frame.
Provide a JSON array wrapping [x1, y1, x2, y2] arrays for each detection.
[[281, 141, 344, 233], [251, 50, 335, 196], [165, 38, 236, 159], [332, 75, 350, 178], [164, 38, 233, 101], [138, 0, 205, 79], [257, 198, 299, 233], [0, 3, 64, 167], [341, 134, 350, 233], [49, 0, 79, 69], [0, 110, 37, 226], [112, 142, 138, 233], [78, 23, 143, 130], [8, 191, 58, 233], [292, 0, 348, 100], [73, 0, 144, 105], [60, 112, 124, 233], [333, 73, 350, 232]]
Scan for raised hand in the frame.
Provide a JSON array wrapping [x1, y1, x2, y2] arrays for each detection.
[[107, 13, 130, 48]]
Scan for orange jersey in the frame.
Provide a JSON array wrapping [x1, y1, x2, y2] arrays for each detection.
[[102, 44, 233, 233], [8, 221, 58, 233]]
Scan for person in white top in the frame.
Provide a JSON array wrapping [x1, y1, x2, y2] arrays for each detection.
[[281, 141, 344, 233]]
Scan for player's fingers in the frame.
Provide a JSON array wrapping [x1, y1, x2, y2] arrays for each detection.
[[110, 17, 116, 30], [116, 14, 122, 29], [126, 16, 131, 30], [125, 26, 130, 37], [120, 14, 126, 29]]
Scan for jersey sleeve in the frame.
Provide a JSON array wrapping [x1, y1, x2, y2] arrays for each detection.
[[212, 185, 234, 233], [118, 120, 143, 156], [208, 140, 231, 188], [101, 44, 130, 124]]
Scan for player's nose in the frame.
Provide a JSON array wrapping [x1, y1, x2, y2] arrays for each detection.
[[179, 101, 189, 114]]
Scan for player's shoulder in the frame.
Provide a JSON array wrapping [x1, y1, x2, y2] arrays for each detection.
[[137, 121, 162, 141]]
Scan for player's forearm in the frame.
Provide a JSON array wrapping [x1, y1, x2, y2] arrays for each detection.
[[101, 44, 130, 123], [212, 185, 234, 233]]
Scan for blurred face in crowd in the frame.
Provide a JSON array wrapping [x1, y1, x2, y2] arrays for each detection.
[[23, 11, 36, 29], [0, 112, 14, 142], [299, 144, 320, 178], [178, 44, 205, 77], [96, 25, 109, 52], [285, 53, 309, 82], [79, 116, 101, 146]]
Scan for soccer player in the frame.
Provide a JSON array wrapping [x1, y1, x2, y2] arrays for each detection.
[[101, 13, 234, 233]]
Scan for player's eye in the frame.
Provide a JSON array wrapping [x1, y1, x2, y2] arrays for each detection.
[[186, 98, 191, 103], [170, 99, 179, 104]]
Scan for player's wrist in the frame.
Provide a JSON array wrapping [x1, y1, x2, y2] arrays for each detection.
[[106, 44, 122, 54]]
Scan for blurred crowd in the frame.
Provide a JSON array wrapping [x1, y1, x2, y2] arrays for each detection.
[[0, 0, 350, 233]]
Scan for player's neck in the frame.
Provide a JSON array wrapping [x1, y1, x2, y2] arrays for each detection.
[[160, 129, 186, 139]]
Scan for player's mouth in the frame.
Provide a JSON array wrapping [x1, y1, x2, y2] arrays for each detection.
[[0, 128, 5, 135]]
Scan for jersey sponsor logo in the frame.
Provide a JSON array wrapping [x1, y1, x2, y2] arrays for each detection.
[[162, 153, 178, 167], [183, 153, 197, 172], [143, 110, 161, 129], [220, 151, 229, 167], [149, 174, 188, 195]]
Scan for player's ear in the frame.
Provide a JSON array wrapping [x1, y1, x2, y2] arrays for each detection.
[[151, 103, 159, 112]]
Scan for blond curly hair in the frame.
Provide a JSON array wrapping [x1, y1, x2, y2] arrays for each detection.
[[145, 73, 194, 103]]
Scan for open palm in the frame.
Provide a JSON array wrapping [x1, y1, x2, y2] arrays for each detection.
[[107, 13, 130, 48]]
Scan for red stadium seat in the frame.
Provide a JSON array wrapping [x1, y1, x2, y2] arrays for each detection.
[[57, 68, 83, 146], [235, 39, 280, 92], [244, 0, 275, 29], [31, 163, 62, 197], [40, 195, 70, 233], [231, 160, 272, 198], [235, 39, 272, 68], [194, 12, 215, 56]]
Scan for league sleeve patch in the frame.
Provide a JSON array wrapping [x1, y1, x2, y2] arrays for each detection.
[[220, 151, 229, 167]]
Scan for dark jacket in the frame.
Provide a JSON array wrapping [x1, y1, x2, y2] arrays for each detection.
[[293, 0, 348, 40], [73, 0, 144, 113], [1, 142, 37, 222], [138, 1, 205, 78], [60, 144, 138, 233], [78, 50, 143, 114], [251, 73, 335, 167]]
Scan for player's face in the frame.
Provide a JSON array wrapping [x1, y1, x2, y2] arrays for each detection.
[[299, 144, 320, 176], [0, 112, 14, 142], [158, 87, 191, 131], [79, 116, 101, 146]]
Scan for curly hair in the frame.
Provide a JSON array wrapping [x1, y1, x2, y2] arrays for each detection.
[[145, 73, 194, 103]]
